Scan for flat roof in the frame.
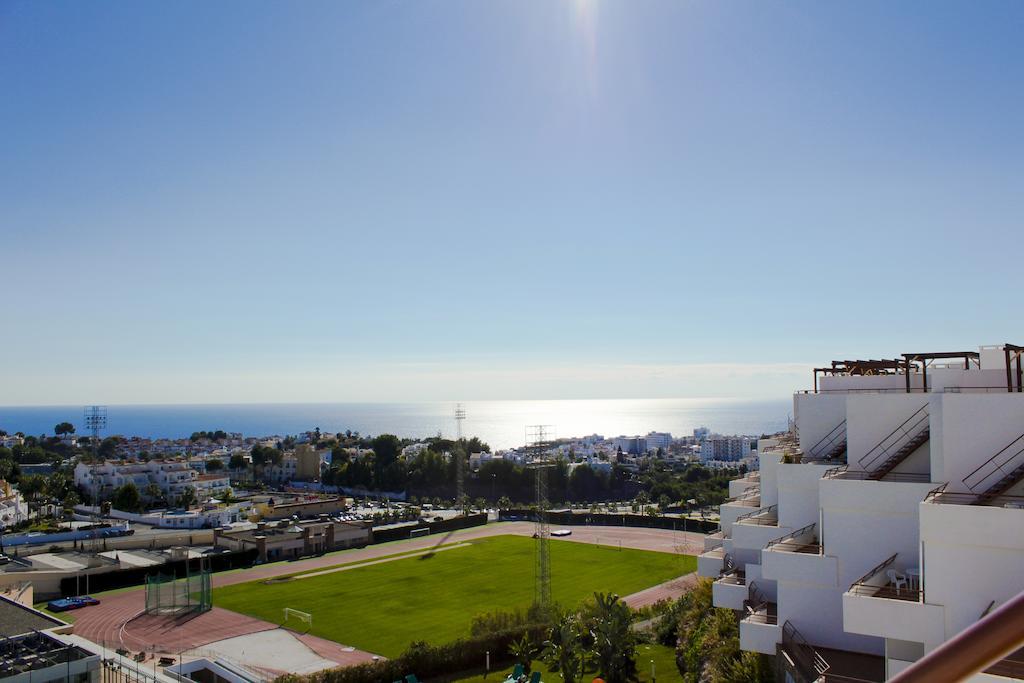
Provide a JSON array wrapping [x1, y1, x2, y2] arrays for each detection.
[[0, 596, 64, 638], [0, 631, 94, 677]]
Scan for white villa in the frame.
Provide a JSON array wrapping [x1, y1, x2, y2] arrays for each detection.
[[74, 460, 230, 504], [699, 343, 1024, 682]]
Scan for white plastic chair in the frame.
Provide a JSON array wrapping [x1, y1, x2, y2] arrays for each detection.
[[887, 569, 908, 595]]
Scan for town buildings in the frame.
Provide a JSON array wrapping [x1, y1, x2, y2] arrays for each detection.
[[699, 436, 753, 463], [699, 344, 1024, 682], [213, 517, 371, 562], [73, 460, 229, 504]]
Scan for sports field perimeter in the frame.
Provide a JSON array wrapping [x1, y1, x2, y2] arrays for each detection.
[[213, 534, 695, 657]]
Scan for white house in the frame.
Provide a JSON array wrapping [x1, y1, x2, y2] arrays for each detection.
[[0, 479, 28, 528], [74, 460, 198, 503], [699, 344, 1024, 682]]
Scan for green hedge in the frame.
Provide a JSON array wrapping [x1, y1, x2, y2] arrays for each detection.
[[282, 625, 547, 683]]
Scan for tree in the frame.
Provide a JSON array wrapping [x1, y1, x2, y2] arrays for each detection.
[[229, 453, 247, 471], [498, 496, 513, 510], [54, 422, 75, 437], [112, 482, 141, 512], [509, 633, 538, 674], [17, 474, 46, 513], [473, 497, 487, 511], [177, 486, 197, 508], [542, 615, 587, 683], [586, 593, 636, 683], [98, 436, 122, 458], [206, 458, 224, 471], [144, 482, 163, 504]]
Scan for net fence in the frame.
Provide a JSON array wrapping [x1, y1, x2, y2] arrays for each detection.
[[144, 570, 211, 615]]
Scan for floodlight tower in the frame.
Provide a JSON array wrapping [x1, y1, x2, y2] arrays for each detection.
[[527, 425, 555, 613], [84, 406, 107, 452], [455, 404, 467, 514]]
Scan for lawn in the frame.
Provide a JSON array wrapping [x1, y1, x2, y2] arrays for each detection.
[[451, 643, 682, 683], [213, 535, 694, 657]]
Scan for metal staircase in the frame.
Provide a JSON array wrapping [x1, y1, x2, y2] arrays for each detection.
[[963, 433, 1024, 505], [806, 420, 847, 463], [860, 404, 930, 480]]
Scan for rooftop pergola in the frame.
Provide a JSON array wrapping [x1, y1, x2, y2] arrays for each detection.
[[811, 346, 1024, 393], [902, 351, 980, 394], [1004, 344, 1024, 393], [812, 359, 909, 393]]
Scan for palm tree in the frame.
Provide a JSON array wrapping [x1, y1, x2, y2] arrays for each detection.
[[542, 615, 587, 683], [587, 593, 636, 683], [509, 633, 538, 674], [497, 495, 513, 510]]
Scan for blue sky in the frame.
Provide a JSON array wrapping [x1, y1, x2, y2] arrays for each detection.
[[1, 1, 1021, 404]]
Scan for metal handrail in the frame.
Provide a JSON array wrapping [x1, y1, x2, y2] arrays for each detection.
[[734, 504, 778, 524], [824, 466, 931, 483], [765, 522, 820, 553], [848, 552, 922, 601], [851, 553, 898, 587], [859, 404, 930, 472], [808, 420, 847, 459], [962, 432, 1024, 493], [782, 621, 830, 679], [889, 589, 1024, 683]]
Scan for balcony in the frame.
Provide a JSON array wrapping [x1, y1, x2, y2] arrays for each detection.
[[741, 581, 778, 655], [703, 529, 727, 550], [740, 600, 780, 654], [697, 545, 725, 578], [734, 504, 778, 527], [924, 483, 1024, 509], [762, 523, 838, 585], [823, 465, 930, 484], [712, 568, 748, 610], [842, 553, 944, 644]]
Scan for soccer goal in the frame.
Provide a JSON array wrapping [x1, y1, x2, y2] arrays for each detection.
[[283, 607, 313, 630]]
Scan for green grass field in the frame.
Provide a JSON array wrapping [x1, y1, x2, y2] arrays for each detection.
[[451, 643, 682, 683], [213, 535, 695, 657]]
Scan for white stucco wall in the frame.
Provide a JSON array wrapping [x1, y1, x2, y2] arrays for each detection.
[[794, 393, 847, 454], [845, 394, 930, 473], [930, 393, 1024, 493], [920, 502, 1024, 648]]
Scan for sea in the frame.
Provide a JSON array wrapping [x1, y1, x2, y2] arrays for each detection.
[[0, 398, 791, 450]]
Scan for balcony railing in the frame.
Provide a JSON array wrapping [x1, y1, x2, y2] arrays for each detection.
[[744, 581, 778, 624], [823, 465, 931, 483], [734, 504, 779, 526], [962, 432, 1024, 498], [726, 487, 761, 507], [764, 523, 822, 554], [924, 482, 1024, 508], [858, 404, 929, 474], [806, 420, 847, 462], [782, 621, 830, 681], [848, 553, 922, 603]]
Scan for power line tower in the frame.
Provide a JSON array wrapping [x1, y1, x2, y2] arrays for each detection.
[[527, 425, 554, 613], [455, 404, 466, 515]]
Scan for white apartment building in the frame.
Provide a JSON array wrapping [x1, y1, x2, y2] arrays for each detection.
[[698, 344, 1024, 683], [0, 479, 28, 528], [645, 431, 673, 451], [74, 460, 199, 502], [700, 436, 752, 462]]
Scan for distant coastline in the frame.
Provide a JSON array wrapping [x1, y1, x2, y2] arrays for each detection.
[[0, 398, 789, 449]]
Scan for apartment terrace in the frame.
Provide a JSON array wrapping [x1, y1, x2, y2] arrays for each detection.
[[924, 483, 1024, 509], [734, 504, 779, 526], [823, 465, 930, 484], [764, 523, 821, 555], [842, 553, 944, 646]]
